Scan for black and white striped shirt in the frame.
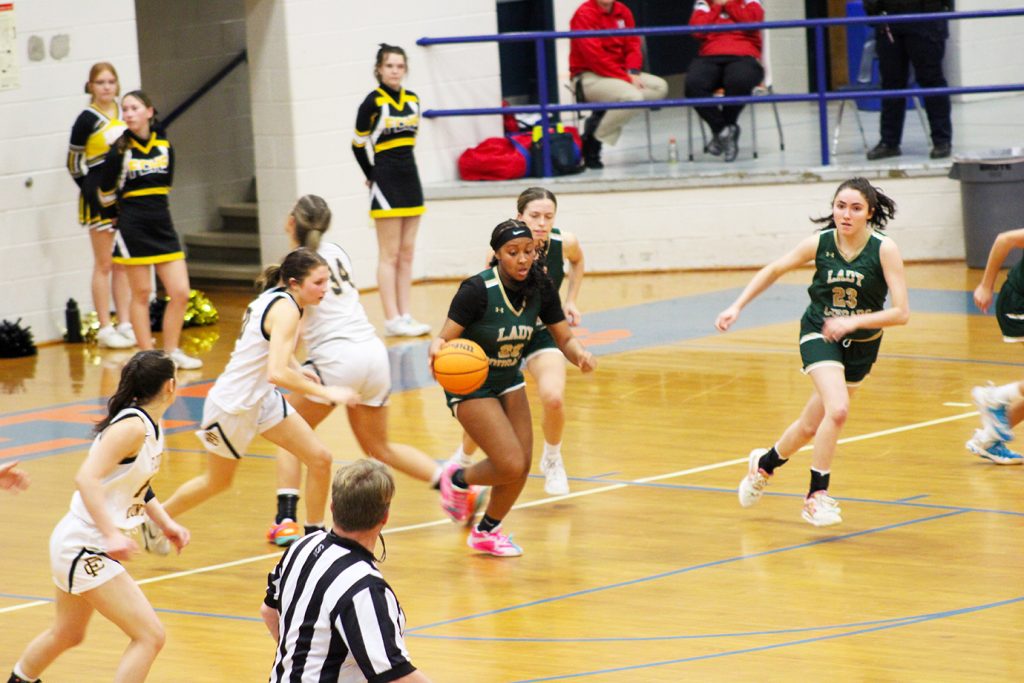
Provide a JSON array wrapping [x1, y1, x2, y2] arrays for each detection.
[[265, 530, 416, 683]]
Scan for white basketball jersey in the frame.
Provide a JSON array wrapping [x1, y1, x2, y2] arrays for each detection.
[[208, 287, 300, 414], [302, 242, 377, 353], [70, 407, 163, 531]]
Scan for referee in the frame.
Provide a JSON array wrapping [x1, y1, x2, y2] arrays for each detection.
[[261, 460, 431, 682]]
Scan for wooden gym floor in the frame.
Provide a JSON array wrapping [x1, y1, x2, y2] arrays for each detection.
[[1, 263, 1021, 682]]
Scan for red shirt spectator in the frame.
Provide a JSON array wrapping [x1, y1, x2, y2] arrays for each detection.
[[690, 0, 764, 59], [569, 0, 642, 83]]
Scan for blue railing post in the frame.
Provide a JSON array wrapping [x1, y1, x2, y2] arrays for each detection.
[[814, 26, 830, 166], [535, 37, 553, 177]]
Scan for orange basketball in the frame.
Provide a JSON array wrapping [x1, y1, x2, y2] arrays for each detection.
[[433, 339, 489, 395]]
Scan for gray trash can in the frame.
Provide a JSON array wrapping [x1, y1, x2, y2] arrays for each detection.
[[949, 148, 1024, 268]]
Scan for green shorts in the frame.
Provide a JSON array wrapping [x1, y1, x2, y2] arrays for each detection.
[[996, 285, 1024, 342], [799, 330, 882, 386], [444, 371, 525, 415], [522, 325, 560, 363]]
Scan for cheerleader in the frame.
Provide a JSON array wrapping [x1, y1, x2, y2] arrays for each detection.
[[67, 62, 133, 349], [97, 91, 200, 370], [352, 43, 431, 338]]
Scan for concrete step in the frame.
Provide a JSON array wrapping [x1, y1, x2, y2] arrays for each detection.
[[219, 201, 258, 233], [184, 230, 260, 249], [219, 202, 258, 219], [188, 261, 262, 283]]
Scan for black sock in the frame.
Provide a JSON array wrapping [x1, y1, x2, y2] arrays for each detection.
[[451, 468, 468, 490], [808, 469, 830, 496], [476, 514, 501, 533], [276, 493, 299, 525], [304, 523, 325, 535], [757, 447, 789, 475]]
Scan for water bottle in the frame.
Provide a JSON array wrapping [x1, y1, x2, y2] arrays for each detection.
[[65, 298, 83, 343], [667, 136, 679, 164]]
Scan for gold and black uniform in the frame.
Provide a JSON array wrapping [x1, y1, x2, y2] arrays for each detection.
[[98, 130, 184, 265], [352, 84, 424, 219], [67, 104, 126, 229]]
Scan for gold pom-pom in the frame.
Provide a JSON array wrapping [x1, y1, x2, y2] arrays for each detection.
[[184, 289, 219, 327], [82, 311, 100, 344], [181, 328, 219, 355]]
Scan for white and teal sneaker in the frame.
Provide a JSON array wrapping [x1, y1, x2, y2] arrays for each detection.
[[966, 430, 1023, 465]]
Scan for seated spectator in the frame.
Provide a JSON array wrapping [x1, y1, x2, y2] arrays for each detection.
[[569, 0, 669, 169], [685, 0, 765, 162]]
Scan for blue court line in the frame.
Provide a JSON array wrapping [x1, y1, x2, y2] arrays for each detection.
[[896, 494, 930, 502], [406, 509, 967, 633], [510, 594, 1024, 682], [410, 593, 1023, 643], [0, 592, 264, 624]]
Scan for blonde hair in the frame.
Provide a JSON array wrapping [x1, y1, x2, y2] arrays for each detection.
[[291, 194, 332, 251]]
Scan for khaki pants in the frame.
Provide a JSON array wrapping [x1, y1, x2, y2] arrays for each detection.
[[578, 71, 668, 146]]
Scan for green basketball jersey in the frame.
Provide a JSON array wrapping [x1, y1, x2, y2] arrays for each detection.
[[461, 267, 541, 390], [1004, 255, 1024, 294], [543, 228, 565, 291], [801, 229, 888, 340]]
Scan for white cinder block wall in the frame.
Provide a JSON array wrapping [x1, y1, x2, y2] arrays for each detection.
[[135, 0, 254, 238], [948, 0, 1024, 101], [244, 0, 503, 278], [0, 0, 140, 343]]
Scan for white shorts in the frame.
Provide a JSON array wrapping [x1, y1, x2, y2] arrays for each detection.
[[306, 337, 391, 407], [50, 512, 128, 594], [195, 389, 293, 459]]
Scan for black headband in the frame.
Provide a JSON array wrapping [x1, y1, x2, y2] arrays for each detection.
[[490, 222, 533, 251]]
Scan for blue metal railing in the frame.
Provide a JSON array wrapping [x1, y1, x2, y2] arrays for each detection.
[[418, 9, 1024, 174]]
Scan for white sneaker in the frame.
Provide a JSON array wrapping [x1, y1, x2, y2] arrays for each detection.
[[115, 322, 137, 346], [141, 518, 171, 555], [801, 490, 843, 527], [96, 324, 134, 349], [738, 448, 770, 508], [401, 314, 430, 336], [966, 429, 1023, 465], [384, 317, 411, 337], [169, 348, 202, 370], [540, 453, 570, 495]]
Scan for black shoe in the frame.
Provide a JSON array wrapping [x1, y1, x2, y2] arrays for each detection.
[[930, 142, 952, 159], [582, 110, 605, 139], [582, 134, 603, 169], [866, 142, 901, 160], [721, 124, 740, 163], [704, 131, 723, 156]]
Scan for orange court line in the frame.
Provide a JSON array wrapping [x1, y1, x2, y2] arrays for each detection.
[[0, 437, 90, 459], [0, 404, 102, 428], [175, 383, 212, 398]]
